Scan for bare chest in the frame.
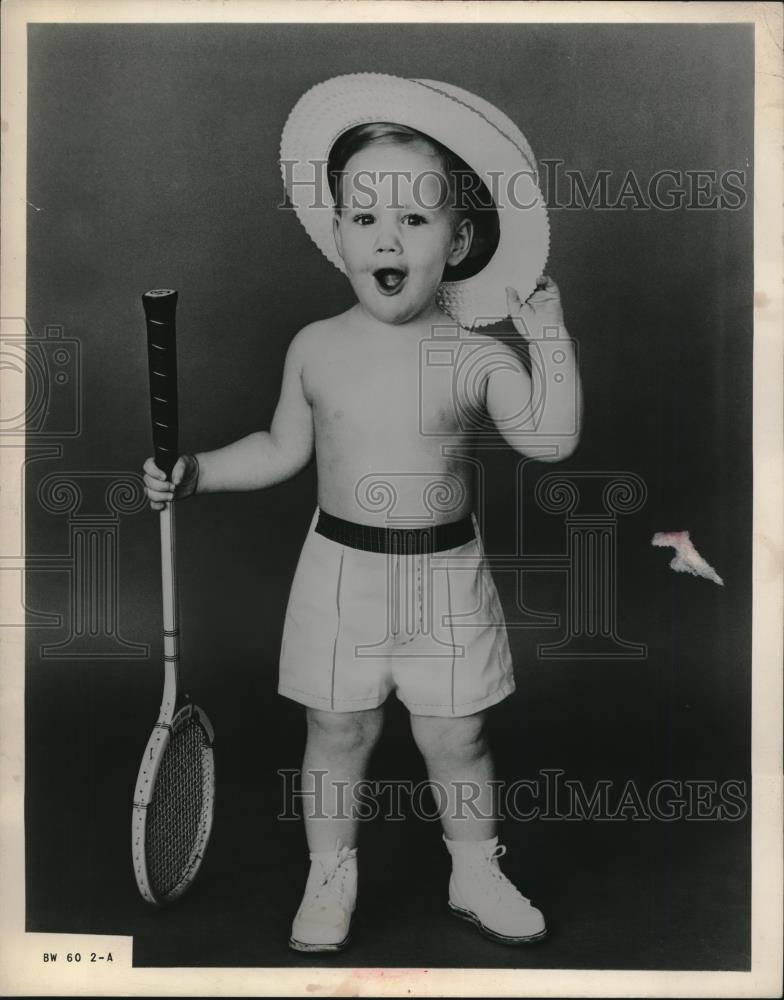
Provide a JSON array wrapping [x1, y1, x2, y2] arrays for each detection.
[[306, 343, 468, 438]]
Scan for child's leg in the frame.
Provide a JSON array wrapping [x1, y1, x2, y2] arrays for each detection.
[[409, 710, 497, 839], [410, 710, 546, 944], [289, 705, 384, 952], [302, 705, 385, 851]]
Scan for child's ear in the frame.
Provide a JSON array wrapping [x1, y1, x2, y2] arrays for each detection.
[[332, 212, 345, 260], [446, 217, 474, 267]]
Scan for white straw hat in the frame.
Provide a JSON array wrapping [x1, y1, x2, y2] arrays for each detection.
[[279, 73, 549, 329]]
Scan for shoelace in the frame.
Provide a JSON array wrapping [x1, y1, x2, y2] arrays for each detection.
[[311, 844, 355, 906], [484, 844, 532, 905]]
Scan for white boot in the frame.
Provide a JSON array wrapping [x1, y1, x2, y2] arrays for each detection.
[[444, 835, 546, 944], [289, 843, 358, 953]]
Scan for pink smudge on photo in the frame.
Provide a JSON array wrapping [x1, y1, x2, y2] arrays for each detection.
[[651, 531, 724, 586]]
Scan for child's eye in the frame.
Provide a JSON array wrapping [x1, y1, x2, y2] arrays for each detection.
[[352, 213, 375, 226], [402, 214, 427, 226]]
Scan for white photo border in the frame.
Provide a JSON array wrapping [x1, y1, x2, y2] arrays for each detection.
[[1, 1, 781, 996]]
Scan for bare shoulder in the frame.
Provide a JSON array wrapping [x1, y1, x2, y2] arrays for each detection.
[[287, 315, 342, 367], [285, 315, 349, 406], [288, 318, 332, 357]]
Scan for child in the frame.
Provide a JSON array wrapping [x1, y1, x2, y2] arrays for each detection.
[[143, 74, 581, 952]]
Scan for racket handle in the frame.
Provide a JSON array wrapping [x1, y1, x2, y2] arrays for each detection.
[[143, 289, 179, 480]]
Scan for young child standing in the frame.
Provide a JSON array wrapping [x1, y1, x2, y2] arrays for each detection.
[[143, 74, 581, 953]]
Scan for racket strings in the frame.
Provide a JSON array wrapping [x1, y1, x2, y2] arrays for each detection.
[[146, 717, 208, 897]]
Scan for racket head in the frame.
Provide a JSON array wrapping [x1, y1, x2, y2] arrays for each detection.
[[132, 703, 215, 905]]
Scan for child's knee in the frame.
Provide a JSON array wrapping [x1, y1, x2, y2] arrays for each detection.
[[306, 706, 384, 755], [410, 711, 487, 763]]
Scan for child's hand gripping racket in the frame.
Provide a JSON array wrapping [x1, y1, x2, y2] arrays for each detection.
[[132, 289, 216, 905]]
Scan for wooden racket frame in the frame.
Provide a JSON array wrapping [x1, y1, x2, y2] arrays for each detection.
[[132, 289, 216, 905]]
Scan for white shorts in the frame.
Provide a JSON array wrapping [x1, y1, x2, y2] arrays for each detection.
[[278, 509, 514, 717]]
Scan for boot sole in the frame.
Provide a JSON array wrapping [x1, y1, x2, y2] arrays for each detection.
[[448, 901, 548, 946], [288, 932, 351, 954]]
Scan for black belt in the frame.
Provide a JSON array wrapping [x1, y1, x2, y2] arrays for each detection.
[[315, 509, 475, 554]]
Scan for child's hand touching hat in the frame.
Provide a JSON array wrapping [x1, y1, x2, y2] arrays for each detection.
[[506, 275, 565, 341]]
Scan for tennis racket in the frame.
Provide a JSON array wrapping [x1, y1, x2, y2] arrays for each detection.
[[132, 288, 216, 905]]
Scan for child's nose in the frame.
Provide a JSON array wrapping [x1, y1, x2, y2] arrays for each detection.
[[373, 223, 402, 254]]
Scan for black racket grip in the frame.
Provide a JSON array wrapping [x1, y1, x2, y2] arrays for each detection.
[[142, 289, 179, 480]]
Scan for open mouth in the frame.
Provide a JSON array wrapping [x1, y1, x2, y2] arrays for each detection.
[[373, 268, 407, 296]]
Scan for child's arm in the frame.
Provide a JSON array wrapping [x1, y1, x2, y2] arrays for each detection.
[[195, 328, 315, 493], [143, 328, 315, 509], [484, 276, 582, 463]]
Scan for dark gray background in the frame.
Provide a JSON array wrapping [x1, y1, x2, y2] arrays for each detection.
[[25, 23, 752, 969]]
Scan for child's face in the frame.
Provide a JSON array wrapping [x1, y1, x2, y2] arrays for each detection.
[[332, 142, 472, 326]]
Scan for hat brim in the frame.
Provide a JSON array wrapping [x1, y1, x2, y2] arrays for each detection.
[[280, 74, 549, 329]]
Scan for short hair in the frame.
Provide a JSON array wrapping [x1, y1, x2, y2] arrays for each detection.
[[327, 122, 500, 282]]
